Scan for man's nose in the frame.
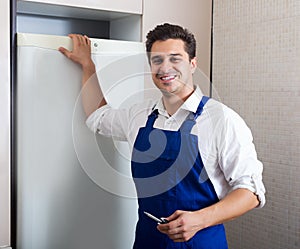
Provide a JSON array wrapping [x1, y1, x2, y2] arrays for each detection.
[[159, 59, 172, 73]]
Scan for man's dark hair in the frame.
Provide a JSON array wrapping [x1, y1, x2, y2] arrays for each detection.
[[146, 23, 196, 61]]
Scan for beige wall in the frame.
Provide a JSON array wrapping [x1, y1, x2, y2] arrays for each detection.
[[212, 1, 300, 248]]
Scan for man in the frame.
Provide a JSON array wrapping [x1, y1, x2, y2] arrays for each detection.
[[59, 23, 265, 249]]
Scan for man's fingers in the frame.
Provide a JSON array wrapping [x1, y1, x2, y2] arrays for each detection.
[[84, 35, 91, 45], [58, 47, 71, 58], [69, 33, 89, 46]]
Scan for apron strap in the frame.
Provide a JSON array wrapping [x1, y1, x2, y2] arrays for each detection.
[[145, 109, 158, 128], [181, 96, 210, 133], [194, 96, 210, 120]]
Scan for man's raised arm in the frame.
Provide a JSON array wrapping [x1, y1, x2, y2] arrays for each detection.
[[59, 34, 107, 117]]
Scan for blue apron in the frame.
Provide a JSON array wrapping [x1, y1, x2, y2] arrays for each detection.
[[131, 96, 228, 249]]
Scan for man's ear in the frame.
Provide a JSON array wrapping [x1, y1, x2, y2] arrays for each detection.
[[190, 57, 197, 74]]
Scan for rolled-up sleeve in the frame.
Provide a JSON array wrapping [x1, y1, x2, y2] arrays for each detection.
[[220, 108, 266, 208], [86, 104, 130, 141]]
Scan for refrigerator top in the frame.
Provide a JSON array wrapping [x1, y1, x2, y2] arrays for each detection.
[[17, 33, 145, 54]]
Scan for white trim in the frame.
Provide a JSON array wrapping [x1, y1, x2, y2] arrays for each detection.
[[0, 0, 11, 247], [17, 33, 144, 54]]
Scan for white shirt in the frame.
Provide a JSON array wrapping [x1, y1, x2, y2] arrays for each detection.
[[86, 87, 266, 208]]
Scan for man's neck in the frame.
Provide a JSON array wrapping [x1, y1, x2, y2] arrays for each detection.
[[162, 89, 194, 116]]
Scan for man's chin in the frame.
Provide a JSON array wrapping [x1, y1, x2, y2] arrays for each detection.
[[160, 88, 174, 94], [159, 88, 180, 99]]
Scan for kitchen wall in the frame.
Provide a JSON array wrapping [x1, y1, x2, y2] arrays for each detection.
[[212, 0, 300, 248]]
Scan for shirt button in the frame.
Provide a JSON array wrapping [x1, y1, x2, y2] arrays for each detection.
[[166, 119, 173, 125], [164, 120, 171, 129]]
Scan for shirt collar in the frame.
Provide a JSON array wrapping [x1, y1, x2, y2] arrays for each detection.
[[153, 86, 204, 116]]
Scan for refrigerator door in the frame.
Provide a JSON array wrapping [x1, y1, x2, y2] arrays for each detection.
[[16, 33, 146, 249]]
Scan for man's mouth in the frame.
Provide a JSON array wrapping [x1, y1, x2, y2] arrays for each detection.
[[159, 74, 177, 82]]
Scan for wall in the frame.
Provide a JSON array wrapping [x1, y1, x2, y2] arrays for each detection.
[[212, 1, 300, 248]]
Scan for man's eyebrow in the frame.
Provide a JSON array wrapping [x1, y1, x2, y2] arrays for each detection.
[[169, 53, 183, 57], [150, 55, 162, 60], [150, 53, 183, 61]]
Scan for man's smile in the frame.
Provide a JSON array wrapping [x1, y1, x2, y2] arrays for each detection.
[[158, 74, 177, 83]]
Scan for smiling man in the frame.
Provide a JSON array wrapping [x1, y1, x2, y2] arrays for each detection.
[[59, 23, 265, 249], [147, 29, 197, 116], [150, 39, 196, 95]]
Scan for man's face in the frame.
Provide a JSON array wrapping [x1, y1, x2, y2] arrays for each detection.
[[149, 39, 196, 99]]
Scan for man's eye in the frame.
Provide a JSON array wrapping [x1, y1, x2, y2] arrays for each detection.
[[151, 58, 163, 65], [170, 57, 181, 63]]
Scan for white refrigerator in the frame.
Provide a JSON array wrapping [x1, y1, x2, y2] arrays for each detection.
[[16, 33, 146, 249]]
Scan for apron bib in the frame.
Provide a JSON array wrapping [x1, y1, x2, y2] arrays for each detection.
[[131, 96, 228, 249]]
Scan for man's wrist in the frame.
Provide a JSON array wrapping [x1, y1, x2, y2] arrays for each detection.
[[82, 59, 96, 72], [82, 62, 96, 76]]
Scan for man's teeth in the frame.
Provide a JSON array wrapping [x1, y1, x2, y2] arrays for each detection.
[[161, 75, 175, 81]]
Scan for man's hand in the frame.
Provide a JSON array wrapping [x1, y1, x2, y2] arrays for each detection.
[[157, 189, 259, 243], [59, 34, 94, 69], [59, 34, 106, 116], [157, 210, 204, 242]]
